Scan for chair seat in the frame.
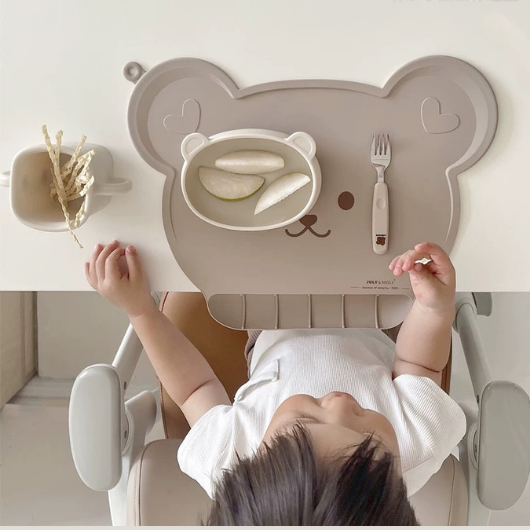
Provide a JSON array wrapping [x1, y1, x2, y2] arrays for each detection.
[[128, 439, 468, 526], [410, 453, 468, 525], [127, 439, 211, 526]]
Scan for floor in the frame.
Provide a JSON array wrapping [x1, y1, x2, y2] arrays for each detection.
[[1, 293, 529, 525], [0, 397, 165, 526]]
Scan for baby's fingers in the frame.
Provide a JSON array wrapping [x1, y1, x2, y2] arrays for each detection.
[[415, 242, 453, 271], [388, 255, 400, 271], [125, 245, 143, 282], [96, 240, 119, 280], [391, 249, 422, 276], [415, 242, 455, 286], [84, 262, 96, 289], [400, 251, 419, 273], [105, 247, 126, 281], [88, 244, 103, 284]]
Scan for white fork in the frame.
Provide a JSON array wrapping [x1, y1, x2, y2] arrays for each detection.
[[370, 133, 391, 255]]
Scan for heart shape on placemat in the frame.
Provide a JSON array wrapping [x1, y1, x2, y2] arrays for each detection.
[[421, 97, 460, 134], [164, 99, 201, 134]]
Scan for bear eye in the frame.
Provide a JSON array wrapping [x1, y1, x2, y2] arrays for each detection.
[[338, 192, 354, 210]]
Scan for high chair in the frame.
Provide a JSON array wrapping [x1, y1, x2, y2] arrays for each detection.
[[68, 292, 530, 526]]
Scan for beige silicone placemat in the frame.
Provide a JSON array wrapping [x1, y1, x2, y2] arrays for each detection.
[[126, 55, 497, 330]]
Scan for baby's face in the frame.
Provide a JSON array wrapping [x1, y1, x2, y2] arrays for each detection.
[[261, 392, 401, 471]]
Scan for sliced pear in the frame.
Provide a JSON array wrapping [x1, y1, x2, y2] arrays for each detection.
[[255, 172, 311, 215], [215, 150, 284, 175], [198, 167, 264, 201]]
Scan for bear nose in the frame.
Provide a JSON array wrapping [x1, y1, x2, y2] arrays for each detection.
[[300, 215, 317, 227]]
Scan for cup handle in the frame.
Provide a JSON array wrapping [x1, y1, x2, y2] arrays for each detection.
[[94, 179, 132, 196], [0, 171, 10, 187]]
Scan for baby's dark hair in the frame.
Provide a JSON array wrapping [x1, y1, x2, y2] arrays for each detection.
[[203, 424, 418, 525]]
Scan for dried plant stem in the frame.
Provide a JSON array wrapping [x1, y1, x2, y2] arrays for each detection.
[[42, 125, 95, 248]]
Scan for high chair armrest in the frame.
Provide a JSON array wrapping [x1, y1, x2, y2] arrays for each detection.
[[69, 363, 123, 491], [453, 293, 530, 511], [69, 309, 160, 495], [476, 380, 530, 510], [69, 363, 159, 495]]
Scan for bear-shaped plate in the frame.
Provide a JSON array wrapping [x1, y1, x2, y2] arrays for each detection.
[[180, 129, 321, 231]]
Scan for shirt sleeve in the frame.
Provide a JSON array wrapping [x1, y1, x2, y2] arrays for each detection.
[[393, 375, 467, 496], [177, 404, 236, 499]]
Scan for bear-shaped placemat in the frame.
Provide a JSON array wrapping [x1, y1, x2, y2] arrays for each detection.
[[126, 56, 497, 330]]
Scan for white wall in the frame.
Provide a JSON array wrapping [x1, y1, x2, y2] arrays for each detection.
[[0, 292, 36, 407]]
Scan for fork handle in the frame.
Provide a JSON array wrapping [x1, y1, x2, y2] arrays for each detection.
[[372, 182, 389, 255]]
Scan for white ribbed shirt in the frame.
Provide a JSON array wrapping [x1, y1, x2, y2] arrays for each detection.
[[178, 329, 466, 498]]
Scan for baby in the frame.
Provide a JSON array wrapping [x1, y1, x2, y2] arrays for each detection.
[[86, 241, 466, 526]]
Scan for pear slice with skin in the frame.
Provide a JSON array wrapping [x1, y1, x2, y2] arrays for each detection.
[[255, 172, 311, 215], [199, 167, 265, 201], [215, 150, 284, 174]]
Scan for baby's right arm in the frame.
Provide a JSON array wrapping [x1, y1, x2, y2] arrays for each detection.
[[389, 242, 456, 386], [85, 241, 231, 426]]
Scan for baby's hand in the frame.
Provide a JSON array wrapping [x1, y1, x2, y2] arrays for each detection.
[[389, 242, 456, 316], [85, 241, 156, 318]]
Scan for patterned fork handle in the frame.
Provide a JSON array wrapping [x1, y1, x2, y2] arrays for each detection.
[[372, 181, 389, 254]]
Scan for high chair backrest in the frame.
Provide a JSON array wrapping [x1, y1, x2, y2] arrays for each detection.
[[126, 292, 467, 526], [158, 291, 248, 439]]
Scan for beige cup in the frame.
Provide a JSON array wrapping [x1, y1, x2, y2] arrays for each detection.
[[0, 144, 131, 231]]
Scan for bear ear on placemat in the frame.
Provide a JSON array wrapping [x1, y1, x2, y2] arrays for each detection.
[[160, 61, 241, 136], [384, 55, 498, 175], [127, 58, 240, 171], [159, 60, 240, 134]]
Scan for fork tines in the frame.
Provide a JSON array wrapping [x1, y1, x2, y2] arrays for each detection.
[[372, 133, 390, 156]]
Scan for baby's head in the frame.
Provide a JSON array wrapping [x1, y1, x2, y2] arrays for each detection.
[[204, 392, 418, 525]]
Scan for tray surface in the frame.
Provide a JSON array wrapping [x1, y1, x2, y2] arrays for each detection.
[[127, 56, 497, 329]]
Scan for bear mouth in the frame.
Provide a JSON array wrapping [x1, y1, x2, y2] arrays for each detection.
[[285, 226, 331, 238]]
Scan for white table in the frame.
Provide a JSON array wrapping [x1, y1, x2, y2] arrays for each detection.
[[1, 0, 528, 291]]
